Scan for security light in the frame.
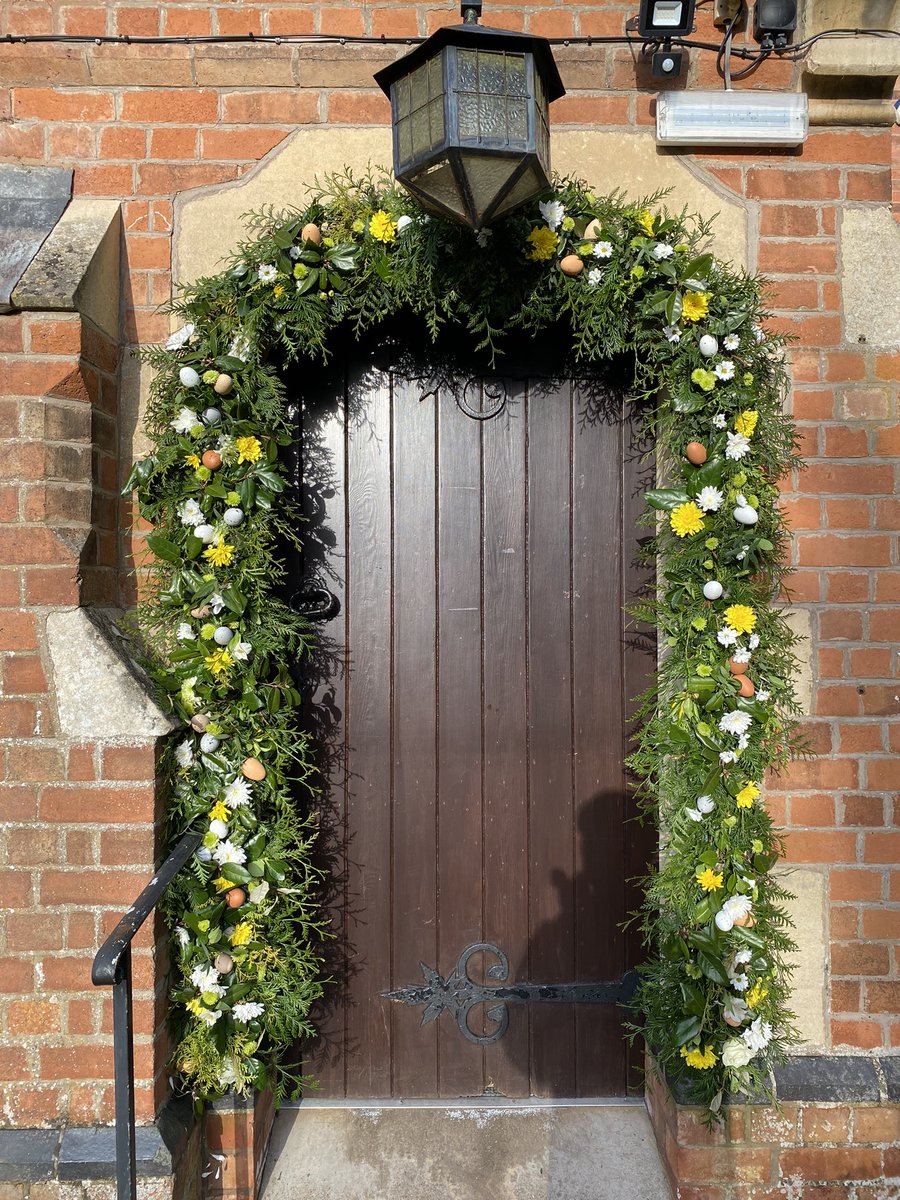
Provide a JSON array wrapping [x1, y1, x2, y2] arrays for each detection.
[[637, 0, 696, 38]]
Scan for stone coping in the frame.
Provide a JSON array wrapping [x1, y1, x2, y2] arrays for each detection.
[[664, 1054, 900, 1107]]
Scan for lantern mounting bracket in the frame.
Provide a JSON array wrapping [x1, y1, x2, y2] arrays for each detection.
[[461, 1, 482, 22]]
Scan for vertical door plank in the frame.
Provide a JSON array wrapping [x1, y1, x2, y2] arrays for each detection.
[[526, 380, 577, 1097], [436, 388, 485, 1098], [390, 372, 439, 1096], [481, 382, 530, 1098], [572, 388, 627, 1096], [343, 365, 393, 1096]]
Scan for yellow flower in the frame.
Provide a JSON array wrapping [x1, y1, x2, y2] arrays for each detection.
[[208, 801, 229, 823], [369, 210, 397, 243], [184, 453, 201, 469], [723, 604, 756, 634], [235, 435, 262, 463], [272, 284, 285, 298], [526, 226, 559, 261], [203, 542, 234, 568], [670, 502, 705, 538], [637, 208, 655, 236], [680, 1045, 718, 1070], [186, 997, 204, 1016], [697, 867, 724, 892], [734, 410, 759, 438], [212, 876, 233, 892], [746, 981, 768, 1009], [204, 648, 233, 677], [230, 921, 253, 947], [681, 291, 710, 322], [736, 781, 761, 809]]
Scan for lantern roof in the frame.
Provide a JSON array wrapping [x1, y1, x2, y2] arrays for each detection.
[[374, 22, 566, 103]]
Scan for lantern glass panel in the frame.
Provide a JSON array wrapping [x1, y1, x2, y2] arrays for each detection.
[[490, 159, 546, 220], [408, 158, 467, 220], [454, 48, 532, 149]]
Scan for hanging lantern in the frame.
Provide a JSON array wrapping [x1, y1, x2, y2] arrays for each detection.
[[374, 3, 565, 230]]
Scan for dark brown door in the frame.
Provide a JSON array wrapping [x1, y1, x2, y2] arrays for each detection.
[[296, 344, 654, 1099]]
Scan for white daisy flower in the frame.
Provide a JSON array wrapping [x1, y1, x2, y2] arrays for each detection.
[[723, 333, 740, 351], [212, 839, 247, 867], [475, 227, 493, 247], [663, 324, 681, 344], [593, 240, 614, 259], [731, 648, 751, 663], [719, 709, 753, 737], [538, 199, 565, 230], [712, 413, 727, 429], [179, 498, 204, 526], [737, 733, 750, 751], [748, 634, 760, 650], [717, 626, 739, 647], [175, 926, 190, 946], [210, 593, 226, 615], [176, 622, 194, 641], [219, 1060, 238, 1088], [697, 486, 724, 513], [756, 689, 771, 702], [651, 242, 673, 260], [685, 807, 703, 822], [232, 1001, 265, 1024], [715, 893, 752, 932], [742, 1016, 773, 1053], [224, 778, 252, 809], [230, 641, 252, 662], [696, 795, 716, 814], [587, 267, 603, 285], [175, 741, 193, 769], [725, 431, 751, 460], [166, 324, 195, 351], [196, 1008, 222, 1027], [715, 360, 736, 381], [719, 750, 737, 764], [257, 263, 278, 283], [191, 965, 222, 992], [171, 407, 201, 435], [288, 245, 302, 260]]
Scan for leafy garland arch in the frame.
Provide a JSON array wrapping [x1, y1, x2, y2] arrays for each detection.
[[131, 171, 803, 1116]]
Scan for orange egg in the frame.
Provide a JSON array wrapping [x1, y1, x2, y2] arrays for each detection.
[[301, 222, 322, 244], [201, 450, 222, 471], [738, 675, 756, 698], [733, 912, 755, 928], [723, 1014, 743, 1028], [560, 254, 584, 277], [213, 373, 233, 396], [728, 658, 748, 676], [225, 888, 246, 909], [584, 218, 602, 240], [685, 441, 708, 465], [241, 756, 267, 782]]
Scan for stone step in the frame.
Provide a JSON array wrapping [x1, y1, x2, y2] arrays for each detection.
[[260, 1101, 673, 1200]]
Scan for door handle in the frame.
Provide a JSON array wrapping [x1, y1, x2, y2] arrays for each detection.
[[290, 586, 340, 621]]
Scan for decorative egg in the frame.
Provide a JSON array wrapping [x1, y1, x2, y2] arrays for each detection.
[[196, 847, 213, 862], [179, 366, 201, 389], [702, 581, 723, 601], [201, 450, 222, 471], [723, 1014, 743, 1028], [190, 713, 211, 732], [213, 374, 233, 396], [698, 334, 719, 358], [301, 222, 322, 244], [200, 733, 220, 754], [733, 912, 755, 928], [214, 952, 234, 974], [733, 505, 758, 526], [213, 626, 233, 646], [223, 507, 244, 527], [202, 407, 222, 426], [728, 658, 748, 676], [241, 756, 266, 782], [738, 675, 756, 698], [584, 218, 602, 240], [209, 819, 228, 839], [685, 441, 707, 465], [559, 254, 584, 277], [190, 604, 210, 618], [225, 888, 246, 909], [194, 524, 216, 544]]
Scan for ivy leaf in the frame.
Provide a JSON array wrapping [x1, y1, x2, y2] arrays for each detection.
[[644, 488, 690, 511], [215, 355, 248, 372], [273, 225, 298, 250], [146, 534, 182, 564], [220, 863, 251, 885], [697, 951, 730, 986], [675, 1015, 702, 1045]]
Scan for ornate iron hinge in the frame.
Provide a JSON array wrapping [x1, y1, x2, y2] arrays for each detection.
[[383, 942, 638, 1045]]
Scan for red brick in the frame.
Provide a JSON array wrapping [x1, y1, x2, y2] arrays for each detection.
[[0, 958, 35, 992], [0, 699, 36, 737], [852, 1107, 900, 1143], [551, 95, 631, 125], [845, 169, 891, 201], [162, 6, 212, 35], [66, 744, 95, 781], [859, 686, 899, 716], [842, 794, 886, 826], [319, 7, 365, 35], [100, 745, 158, 781], [823, 427, 870, 457], [40, 785, 157, 824], [99, 126, 147, 160], [200, 127, 291, 160], [7, 744, 65, 781], [831, 942, 889, 976], [40, 869, 150, 905], [676, 1145, 773, 1185], [790, 793, 835, 826], [819, 610, 864, 641], [830, 870, 882, 902], [866, 983, 900, 1013], [806, 129, 890, 164], [119, 89, 218, 124], [7, 999, 63, 1035], [148, 127, 199, 161], [874, 352, 900, 380], [759, 241, 838, 276], [874, 425, 900, 456], [100, 829, 155, 865], [136, 163, 240, 195], [778, 1146, 882, 1181], [830, 906, 858, 939], [824, 502, 870, 533], [760, 205, 820, 238], [862, 907, 900, 940], [838, 724, 883, 754], [326, 91, 391, 124], [6, 913, 65, 952], [779, 759, 857, 790], [831, 1021, 884, 1050], [12, 88, 114, 122], [864, 832, 900, 863], [39, 1044, 115, 1080], [831, 980, 862, 1011], [24, 567, 80, 606], [841, 389, 890, 421], [785, 830, 857, 864], [801, 1106, 851, 1144], [112, 6, 159, 35], [850, 648, 894, 678], [804, 463, 893, 495]]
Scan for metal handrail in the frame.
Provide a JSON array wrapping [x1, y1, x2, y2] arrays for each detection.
[[91, 830, 203, 1200]]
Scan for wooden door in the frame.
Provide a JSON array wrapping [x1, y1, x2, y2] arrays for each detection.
[[293, 336, 654, 1099]]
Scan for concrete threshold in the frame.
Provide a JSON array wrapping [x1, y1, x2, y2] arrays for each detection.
[[260, 1101, 673, 1200]]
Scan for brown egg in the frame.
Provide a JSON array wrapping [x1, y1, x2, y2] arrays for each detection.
[[201, 450, 222, 471], [225, 888, 246, 909], [733, 912, 755, 929], [723, 1014, 743, 1028], [559, 254, 584, 277], [584, 218, 602, 240], [214, 952, 234, 974], [738, 675, 756, 698], [190, 605, 210, 619], [213, 373, 233, 396], [728, 658, 748, 676], [241, 756, 267, 782], [301, 222, 322, 244], [685, 441, 708, 465], [190, 713, 211, 733]]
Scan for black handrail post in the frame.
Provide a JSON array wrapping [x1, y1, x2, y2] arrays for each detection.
[[112, 943, 137, 1200]]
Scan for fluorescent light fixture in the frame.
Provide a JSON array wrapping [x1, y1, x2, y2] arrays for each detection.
[[656, 90, 808, 146]]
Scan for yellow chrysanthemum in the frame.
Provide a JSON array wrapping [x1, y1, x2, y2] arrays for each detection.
[[670, 502, 705, 538], [203, 542, 234, 568], [186, 997, 205, 1016], [272, 284, 285, 298], [204, 648, 233, 677], [736, 781, 761, 809], [235, 435, 262, 463], [734, 410, 759, 438], [746, 981, 768, 1009], [680, 1045, 717, 1070], [212, 876, 233, 892], [723, 604, 756, 634], [208, 801, 229, 823], [697, 867, 724, 893], [184, 453, 201, 469], [526, 226, 559, 262], [681, 291, 710, 322], [369, 210, 397, 243], [230, 921, 253, 947], [637, 208, 655, 235]]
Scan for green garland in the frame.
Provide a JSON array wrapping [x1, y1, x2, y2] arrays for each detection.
[[129, 170, 802, 1112]]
